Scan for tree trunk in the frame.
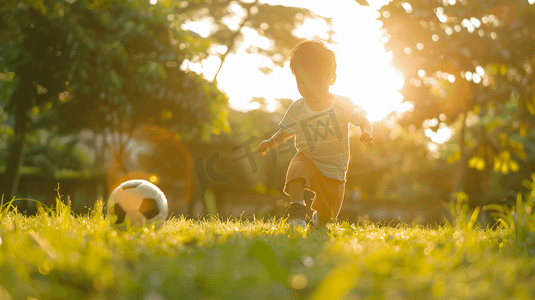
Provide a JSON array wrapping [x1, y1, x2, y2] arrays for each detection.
[[452, 109, 469, 196], [94, 131, 106, 201], [1, 101, 30, 202]]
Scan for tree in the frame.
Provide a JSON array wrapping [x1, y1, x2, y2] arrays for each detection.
[[0, 103, 13, 164], [0, 0, 229, 200], [0, 2, 75, 201], [376, 0, 535, 201]]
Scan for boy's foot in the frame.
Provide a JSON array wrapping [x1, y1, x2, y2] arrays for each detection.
[[285, 202, 306, 230]]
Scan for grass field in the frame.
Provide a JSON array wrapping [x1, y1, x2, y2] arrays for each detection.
[[1, 185, 535, 300]]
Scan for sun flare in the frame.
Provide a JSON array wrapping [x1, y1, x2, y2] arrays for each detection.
[[324, 1, 406, 122], [184, 0, 406, 122]]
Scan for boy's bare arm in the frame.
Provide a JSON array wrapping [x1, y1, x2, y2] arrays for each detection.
[[258, 130, 294, 156], [349, 113, 374, 145]]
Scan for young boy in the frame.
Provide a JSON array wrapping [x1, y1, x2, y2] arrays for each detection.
[[257, 40, 374, 229]]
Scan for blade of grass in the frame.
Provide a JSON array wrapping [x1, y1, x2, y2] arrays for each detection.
[[468, 206, 481, 229]]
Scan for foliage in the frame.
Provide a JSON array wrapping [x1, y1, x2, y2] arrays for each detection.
[[348, 120, 450, 200], [484, 174, 535, 249], [0, 105, 13, 161], [34, 0, 231, 139], [2, 189, 535, 299], [22, 129, 89, 177], [443, 192, 480, 230], [379, 0, 535, 129], [378, 0, 535, 200], [0, 0, 231, 200], [0, 0, 74, 111], [182, 0, 333, 78]]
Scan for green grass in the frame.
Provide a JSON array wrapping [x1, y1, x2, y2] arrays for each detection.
[[1, 185, 535, 300]]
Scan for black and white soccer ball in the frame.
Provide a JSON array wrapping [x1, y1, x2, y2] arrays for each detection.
[[107, 179, 168, 229]]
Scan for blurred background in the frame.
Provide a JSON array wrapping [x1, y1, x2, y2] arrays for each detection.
[[1, 0, 534, 225]]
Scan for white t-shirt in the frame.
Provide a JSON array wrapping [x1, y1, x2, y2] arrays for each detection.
[[278, 94, 367, 182]]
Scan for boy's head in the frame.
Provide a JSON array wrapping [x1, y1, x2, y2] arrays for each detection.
[[288, 40, 337, 101]]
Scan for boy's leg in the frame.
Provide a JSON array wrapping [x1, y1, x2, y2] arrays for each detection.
[[283, 153, 344, 228], [309, 176, 345, 227], [312, 210, 330, 227], [287, 178, 306, 205], [285, 178, 307, 229], [283, 153, 312, 230]]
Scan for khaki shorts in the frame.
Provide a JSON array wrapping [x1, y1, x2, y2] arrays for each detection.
[[283, 152, 345, 219]]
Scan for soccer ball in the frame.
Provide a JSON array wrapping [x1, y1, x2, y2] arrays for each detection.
[[107, 179, 168, 229]]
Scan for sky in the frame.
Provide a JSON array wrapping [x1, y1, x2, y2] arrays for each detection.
[[180, 0, 411, 122]]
